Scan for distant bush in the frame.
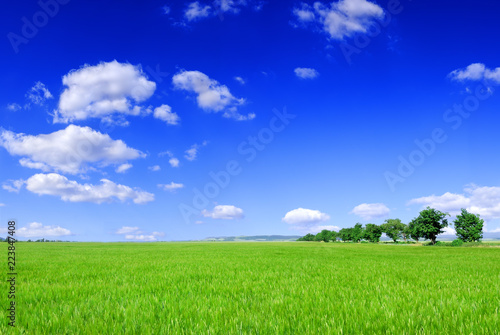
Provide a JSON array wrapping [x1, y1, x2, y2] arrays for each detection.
[[451, 239, 464, 247]]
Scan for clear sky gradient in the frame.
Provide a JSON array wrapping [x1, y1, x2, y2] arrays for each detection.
[[1, 0, 500, 241]]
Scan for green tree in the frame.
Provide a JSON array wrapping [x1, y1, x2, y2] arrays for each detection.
[[351, 223, 364, 242], [363, 224, 383, 242], [298, 233, 315, 241], [408, 219, 424, 242], [401, 224, 410, 242], [338, 228, 353, 242], [315, 229, 334, 242], [382, 219, 405, 242], [413, 207, 449, 245], [454, 209, 484, 242]]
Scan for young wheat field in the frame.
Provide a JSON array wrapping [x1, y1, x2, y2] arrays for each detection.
[[2, 242, 499, 334]]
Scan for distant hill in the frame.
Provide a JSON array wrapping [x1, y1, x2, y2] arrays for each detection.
[[199, 235, 302, 242]]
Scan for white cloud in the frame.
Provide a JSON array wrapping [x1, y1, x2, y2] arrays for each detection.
[[441, 227, 456, 236], [26, 81, 53, 106], [202, 205, 244, 219], [350, 203, 390, 220], [153, 104, 180, 125], [185, 2, 212, 21], [294, 67, 319, 79], [163, 5, 171, 15], [489, 228, 500, 233], [7, 103, 22, 112], [116, 163, 133, 173], [184, 141, 207, 161], [283, 208, 331, 233], [54, 60, 156, 123], [169, 157, 180, 167], [25, 173, 154, 204], [149, 165, 161, 172], [0, 203, 5, 207], [17, 222, 71, 238], [115, 226, 139, 234], [2, 179, 25, 193], [234, 76, 246, 85], [0, 125, 144, 174], [448, 63, 500, 84], [158, 182, 184, 192], [172, 70, 254, 120], [310, 225, 340, 234], [408, 184, 500, 220], [293, 0, 384, 40]]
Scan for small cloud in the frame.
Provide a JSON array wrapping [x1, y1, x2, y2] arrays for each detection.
[[158, 182, 184, 192], [202, 205, 244, 220], [448, 63, 500, 84], [26, 81, 53, 106], [116, 226, 140, 234], [184, 1, 211, 21], [153, 104, 180, 125], [310, 225, 340, 234], [294, 67, 319, 79], [350, 203, 390, 220], [17, 222, 71, 238], [184, 141, 207, 161], [163, 5, 171, 15], [2, 179, 25, 193], [234, 76, 246, 85], [169, 157, 180, 167], [116, 163, 133, 173], [282, 208, 331, 233], [149, 165, 161, 172], [195, 220, 204, 224], [7, 103, 22, 112], [0, 203, 5, 207]]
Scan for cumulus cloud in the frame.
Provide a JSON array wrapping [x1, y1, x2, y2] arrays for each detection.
[[116, 163, 133, 173], [169, 157, 180, 167], [310, 225, 340, 234], [282, 208, 331, 232], [448, 63, 500, 84], [202, 205, 244, 219], [293, 0, 384, 40], [172, 70, 254, 120], [17, 222, 71, 238], [294, 67, 319, 79], [158, 182, 184, 192], [0, 125, 144, 174], [2, 179, 25, 193], [25, 173, 154, 204], [153, 104, 180, 125], [350, 203, 390, 220], [408, 184, 500, 220], [53, 60, 156, 123], [149, 165, 161, 172], [26, 81, 53, 106], [116, 226, 164, 241], [185, 2, 212, 21]]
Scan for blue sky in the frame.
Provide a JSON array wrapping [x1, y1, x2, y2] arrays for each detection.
[[1, 0, 500, 241]]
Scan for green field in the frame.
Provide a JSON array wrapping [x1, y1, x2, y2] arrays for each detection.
[[2, 242, 499, 334]]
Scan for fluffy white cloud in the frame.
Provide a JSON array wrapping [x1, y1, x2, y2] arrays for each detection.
[[0, 125, 144, 174], [283, 208, 331, 233], [116, 163, 133, 173], [350, 203, 390, 220], [54, 60, 156, 123], [294, 67, 319, 79], [158, 182, 184, 192], [448, 63, 500, 83], [149, 165, 161, 172], [115, 226, 139, 234], [7, 103, 22, 112], [234, 76, 246, 85], [25, 173, 154, 204], [202, 205, 244, 219], [293, 0, 384, 40], [17, 222, 71, 238], [169, 157, 180, 167], [2, 179, 24, 193], [26, 81, 53, 106], [441, 227, 456, 236], [153, 104, 180, 125], [185, 2, 211, 21], [172, 70, 254, 120], [408, 184, 500, 220], [310, 225, 340, 234]]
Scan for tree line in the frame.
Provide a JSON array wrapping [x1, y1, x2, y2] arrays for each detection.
[[297, 207, 484, 245]]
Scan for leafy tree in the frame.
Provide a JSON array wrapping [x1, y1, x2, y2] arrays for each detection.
[[382, 219, 405, 242], [316, 229, 335, 242], [454, 208, 484, 242], [407, 219, 424, 242], [351, 223, 364, 242], [401, 224, 410, 242], [338, 228, 353, 242], [298, 233, 315, 241], [413, 207, 449, 245], [363, 224, 383, 242]]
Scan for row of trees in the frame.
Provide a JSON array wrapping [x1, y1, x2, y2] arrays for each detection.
[[297, 207, 484, 245]]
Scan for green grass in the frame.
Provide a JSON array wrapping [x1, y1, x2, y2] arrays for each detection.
[[2, 242, 499, 334]]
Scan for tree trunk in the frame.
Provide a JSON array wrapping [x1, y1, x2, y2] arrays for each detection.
[[431, 237, 436, 245]]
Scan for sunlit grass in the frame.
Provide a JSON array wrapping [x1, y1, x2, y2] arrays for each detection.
[[1, 242, 499, 334]]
